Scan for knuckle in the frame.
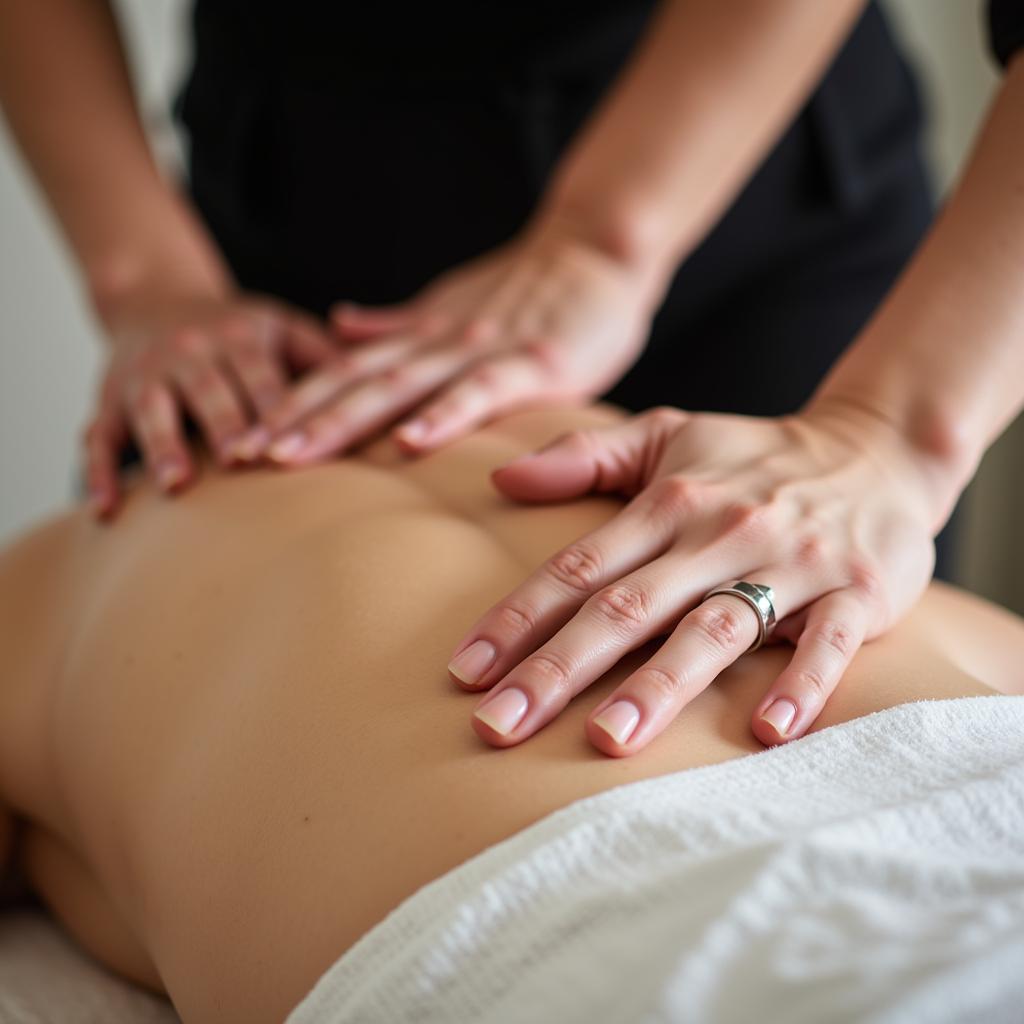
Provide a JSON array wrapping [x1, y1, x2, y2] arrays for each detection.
[[720, 500, 773, 542], [634, 663, 689, 706], [590, 583, 650, 630], [794, 534, 830, 572], [467, 362, 503, 392], [522, 335, 563, 374], [847, 556, 884, 603], [809, 618, 855, 660], [524, 650, 574, 696], [546, 542, 604, 595], [457, 316, 495, 349], [648, 476, 703, 517], [380, 362, 414, 390], [690, 601, 747, 653], [790, 666, 830, 702], [494, 600, 538, 638]]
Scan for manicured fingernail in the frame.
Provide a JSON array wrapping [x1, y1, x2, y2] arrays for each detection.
[[396, 419, 428, 446], [592, 700, 641, 745], [230, 428, 269, 461], [474, 687, 529, 735], [268, 432, 306, 462], [760, 698, 798, 738], [448, 640, 497, 686], [157, 461, 184, 491]]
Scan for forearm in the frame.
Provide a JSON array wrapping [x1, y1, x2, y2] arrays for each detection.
[[539, 0, 865, 292], [809, 57, 1024, 531], [0, 0, 231, 323]]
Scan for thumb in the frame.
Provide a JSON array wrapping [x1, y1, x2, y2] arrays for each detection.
[[330, 300, 418, 343], [492, 407, 688, 503]]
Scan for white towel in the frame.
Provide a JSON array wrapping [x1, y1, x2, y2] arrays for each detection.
[[287, 696, 1024, 1024]]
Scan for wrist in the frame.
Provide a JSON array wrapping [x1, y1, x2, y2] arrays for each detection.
[[86, 245, 232, 335], [526, 199, 673, 312], [802, 388, 980, 535]]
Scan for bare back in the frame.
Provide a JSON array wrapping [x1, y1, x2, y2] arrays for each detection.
[[0, 405, 1020, 1023]]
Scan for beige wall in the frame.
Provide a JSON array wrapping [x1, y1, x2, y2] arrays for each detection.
[[1, 1, 1021, 611]]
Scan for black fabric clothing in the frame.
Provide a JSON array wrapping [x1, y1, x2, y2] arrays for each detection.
[[989, 0, 1024, 67], [175, 1, 965, 578]]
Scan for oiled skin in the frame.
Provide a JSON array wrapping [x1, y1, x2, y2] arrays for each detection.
[[0, 405, 1020, 1023]]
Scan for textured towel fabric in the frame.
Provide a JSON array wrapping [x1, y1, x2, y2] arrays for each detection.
[[287, 697, 1024, 1024], [0, 911, 179, 1024]]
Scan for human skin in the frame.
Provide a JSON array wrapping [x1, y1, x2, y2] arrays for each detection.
[[0, 0, 865, 502], [0, 406, 1021, 1023], [449, 54, 1024, 755]]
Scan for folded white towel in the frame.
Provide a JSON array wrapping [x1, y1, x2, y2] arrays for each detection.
[[287, 696, 1024, 1024]]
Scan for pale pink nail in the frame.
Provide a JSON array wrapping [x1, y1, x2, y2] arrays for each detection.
[[760, 698, 798, 738], [448, 640, 497, 686], [592, 700, 641, 745], [474, 688, 529, 736], [157, 461, 184, 491], [396, 419, 428, 445], [268, 432, 306, 462], [231, 427, 270, 461]]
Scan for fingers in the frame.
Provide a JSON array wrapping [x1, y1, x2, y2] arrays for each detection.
[[330, 300, 418, 343], [124, 378, 193, 493], [468, 550, 719, 747], [223, 340, 287, 415], [265, 347, 468, 465], [83, 410, 127, 518], [170, 353, 251, 464], [750, 588, 867, 746], [280, 309, 337, 369], [490, 407, 688, 503], [241, 335, 422, 458], [583, 568, 816, 757], [392, 352, 554, 453], [448, 488, 688, 692]]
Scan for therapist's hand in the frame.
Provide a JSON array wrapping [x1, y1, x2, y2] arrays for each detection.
[[236, 217, 658, 465], [449, 401, 940, 755], [85, 288, 333, 518]]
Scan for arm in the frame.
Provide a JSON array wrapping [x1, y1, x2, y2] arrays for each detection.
[[0, 1, 330, 513], [252, 0, 869, 460], [0, 0, 228, 309], [541, 0, 868, 291], [807, 55, 1024, 531]]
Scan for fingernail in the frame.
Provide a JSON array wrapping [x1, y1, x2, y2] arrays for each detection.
[[219, 434, 243, 463], [231, 428, 269, 461], [157, 461, 184, 491], [396, 419, 428, 446], [268, 432, 306, 462], [448, 640, 497, 686], [760, 698, 798, 738], [592, 700, 641, 745], [474, 687, 529, 736], [87, 491, 108, 516]]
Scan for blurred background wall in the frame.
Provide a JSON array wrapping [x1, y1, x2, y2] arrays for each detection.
[[1, 0, 1021, 613]]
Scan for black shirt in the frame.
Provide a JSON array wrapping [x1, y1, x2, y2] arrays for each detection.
[[990, 0, 1024, 67]]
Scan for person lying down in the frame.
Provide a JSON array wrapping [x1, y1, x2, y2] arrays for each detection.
[[1, 404, 1023, 1024]]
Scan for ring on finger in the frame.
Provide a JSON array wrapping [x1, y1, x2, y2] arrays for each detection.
[[701, 580, 777, 652]]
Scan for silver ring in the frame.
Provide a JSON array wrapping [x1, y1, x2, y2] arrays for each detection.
[[701, 580, 777, 653]]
